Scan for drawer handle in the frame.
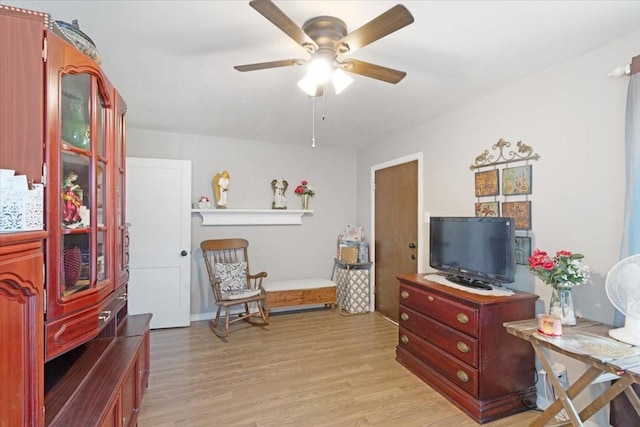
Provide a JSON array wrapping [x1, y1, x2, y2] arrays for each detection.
[[117, 293, 128, 301], [400, 290, 409, 299], [456, 342, 470, 353], [400, 335, 409, 344], [99, 310, 112, 322], [456, 370, 469, 382], [427, 295, 434, 302], [400, 312, 409, 321], [456, 313, 469, 324]]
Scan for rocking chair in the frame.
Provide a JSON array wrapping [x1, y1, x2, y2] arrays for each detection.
[[200, 238, 269, 337]]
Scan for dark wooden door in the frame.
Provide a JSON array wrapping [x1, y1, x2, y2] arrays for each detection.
[[374, 160, 418, 322]]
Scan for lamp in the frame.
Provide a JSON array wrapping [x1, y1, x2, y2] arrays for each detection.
[[297, 52, 353, 96], [331, 68, 353, 94]]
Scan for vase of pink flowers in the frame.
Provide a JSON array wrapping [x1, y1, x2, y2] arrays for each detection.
[[294, 180, 314, 210], [528, 249, 590, 325]]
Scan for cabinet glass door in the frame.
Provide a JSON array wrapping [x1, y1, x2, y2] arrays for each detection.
[[59, 72, 111, 299], [115, 94, 128, 288]]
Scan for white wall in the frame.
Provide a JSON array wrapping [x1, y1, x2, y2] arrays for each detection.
[[126, 130, 358, 319], [356, 29, 640, 426], [124, 29, 640, 425]]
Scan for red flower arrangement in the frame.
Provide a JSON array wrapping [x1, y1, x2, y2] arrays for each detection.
[[528, 249, 590, 289], [294, 180, 315, 197]]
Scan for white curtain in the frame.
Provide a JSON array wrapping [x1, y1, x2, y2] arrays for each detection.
[[621, 72, 640, 258], [610, 68, 640, 427]]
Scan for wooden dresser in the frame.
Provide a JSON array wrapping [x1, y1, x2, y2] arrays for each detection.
[[395, 274, 538, 423]]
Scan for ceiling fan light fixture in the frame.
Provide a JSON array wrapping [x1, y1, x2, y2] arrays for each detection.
[[297, 74, 320, 97], [331, 68, 353, 94], [307, 56, 333, 85]]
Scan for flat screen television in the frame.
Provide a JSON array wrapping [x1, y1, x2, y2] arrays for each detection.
[[429, 216, 516, 289]]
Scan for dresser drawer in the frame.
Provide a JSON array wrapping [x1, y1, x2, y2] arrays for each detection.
[[45, 306, 99, 361], [399, 305, 478, 367], [398, 327, 478, 397], [399, 283, 478, 337]]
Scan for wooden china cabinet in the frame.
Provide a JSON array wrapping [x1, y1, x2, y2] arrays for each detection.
[[1, 5, 149, 426]]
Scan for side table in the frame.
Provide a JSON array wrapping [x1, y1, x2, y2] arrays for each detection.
[[504, 318, 640, 426], [332, 259, 371, 314]]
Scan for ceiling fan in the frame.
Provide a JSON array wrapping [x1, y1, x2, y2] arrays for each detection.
[[234, 0, 414, 96]]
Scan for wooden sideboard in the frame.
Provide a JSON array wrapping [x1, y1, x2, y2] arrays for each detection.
[[1, 5, 148, 426], [395, 274, 538, 423]]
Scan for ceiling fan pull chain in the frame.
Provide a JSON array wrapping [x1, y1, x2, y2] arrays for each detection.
[[322, 87, 326, 121], [311, 96, 316, 148]]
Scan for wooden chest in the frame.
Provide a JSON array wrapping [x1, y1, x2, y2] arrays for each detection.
[[395, 274, 538, 423]]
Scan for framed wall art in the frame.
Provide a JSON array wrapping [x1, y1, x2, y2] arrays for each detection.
[[502, 165, 532, 196], [502, 201, 531, 230], [515, 236, 532, 265], [475, 169, 499, 197], [475, 201, 500, 217]]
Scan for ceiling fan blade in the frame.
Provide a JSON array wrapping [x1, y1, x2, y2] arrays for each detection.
[[336, 5, 414, 55], [340, 59, 406, 84], [250, 0, 318, 52], [234, 59, 305, 72]]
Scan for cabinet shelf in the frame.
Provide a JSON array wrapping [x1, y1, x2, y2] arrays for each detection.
[[192, 209, 313, 225]]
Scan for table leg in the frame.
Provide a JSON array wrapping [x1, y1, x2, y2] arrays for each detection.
[[577, 375, 634, 422], [531, 343, 602, 427], [623, 384, 640, 417]]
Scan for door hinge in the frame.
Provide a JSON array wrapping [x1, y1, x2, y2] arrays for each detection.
[[42, 36, 47, 62], [43, 288, 47, 314], [42, 163, 47, 187]]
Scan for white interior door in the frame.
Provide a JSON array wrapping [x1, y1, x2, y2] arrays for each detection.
[[126, 157, 192, 328]]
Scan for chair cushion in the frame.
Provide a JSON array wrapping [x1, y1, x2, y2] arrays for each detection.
[[215, 262, 251, 300]]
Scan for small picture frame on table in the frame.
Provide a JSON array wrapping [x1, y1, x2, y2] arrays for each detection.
[[475, 169, 499, 197]]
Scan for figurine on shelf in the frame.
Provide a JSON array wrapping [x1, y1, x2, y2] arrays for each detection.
[[61, 171, 83, 227], [198, 196, 211, 209], [213, 170, 230, 209], [271, 178, 288, 209]]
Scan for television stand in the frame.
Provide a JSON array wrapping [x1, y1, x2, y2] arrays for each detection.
[[445, 275, 493, 290]]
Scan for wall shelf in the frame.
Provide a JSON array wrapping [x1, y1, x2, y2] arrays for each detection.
[[192, 209, 313, 226]]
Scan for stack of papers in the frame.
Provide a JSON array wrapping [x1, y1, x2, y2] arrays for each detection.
[[0, 169, 29, 191]]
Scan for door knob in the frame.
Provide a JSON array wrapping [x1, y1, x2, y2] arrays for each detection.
[[180, 250, 188, 256], [408, 242, 416, 249]]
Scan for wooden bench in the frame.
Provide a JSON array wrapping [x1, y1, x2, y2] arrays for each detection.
[[262, 278, 337, 318]]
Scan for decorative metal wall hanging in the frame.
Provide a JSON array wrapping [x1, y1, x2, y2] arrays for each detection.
[[470, 138, 540, 170]]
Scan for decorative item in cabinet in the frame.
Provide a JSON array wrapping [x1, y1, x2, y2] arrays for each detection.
[[396, 274, 538, 423], [61, 73, 91, 149], [0, 183, 44, 232]]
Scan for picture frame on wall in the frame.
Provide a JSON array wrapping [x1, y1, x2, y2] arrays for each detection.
[[502, 201, 532, 230], [502, 165, 532, 196], [515, 236, 532, 265], [475, 201, 500, 217], [475, 169, 499, 197]]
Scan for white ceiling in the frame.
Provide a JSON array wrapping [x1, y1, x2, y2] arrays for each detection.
[[8, 1, 640, 148]]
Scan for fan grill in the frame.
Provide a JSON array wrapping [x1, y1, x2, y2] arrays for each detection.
[[605, 255, 640, 318]]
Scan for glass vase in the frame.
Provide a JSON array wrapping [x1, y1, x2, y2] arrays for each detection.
[[301, 194, 310, 210], [549, 287, 576, 325]]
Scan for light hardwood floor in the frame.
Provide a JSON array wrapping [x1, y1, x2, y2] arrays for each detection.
[[138, 309, 540, 426]]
